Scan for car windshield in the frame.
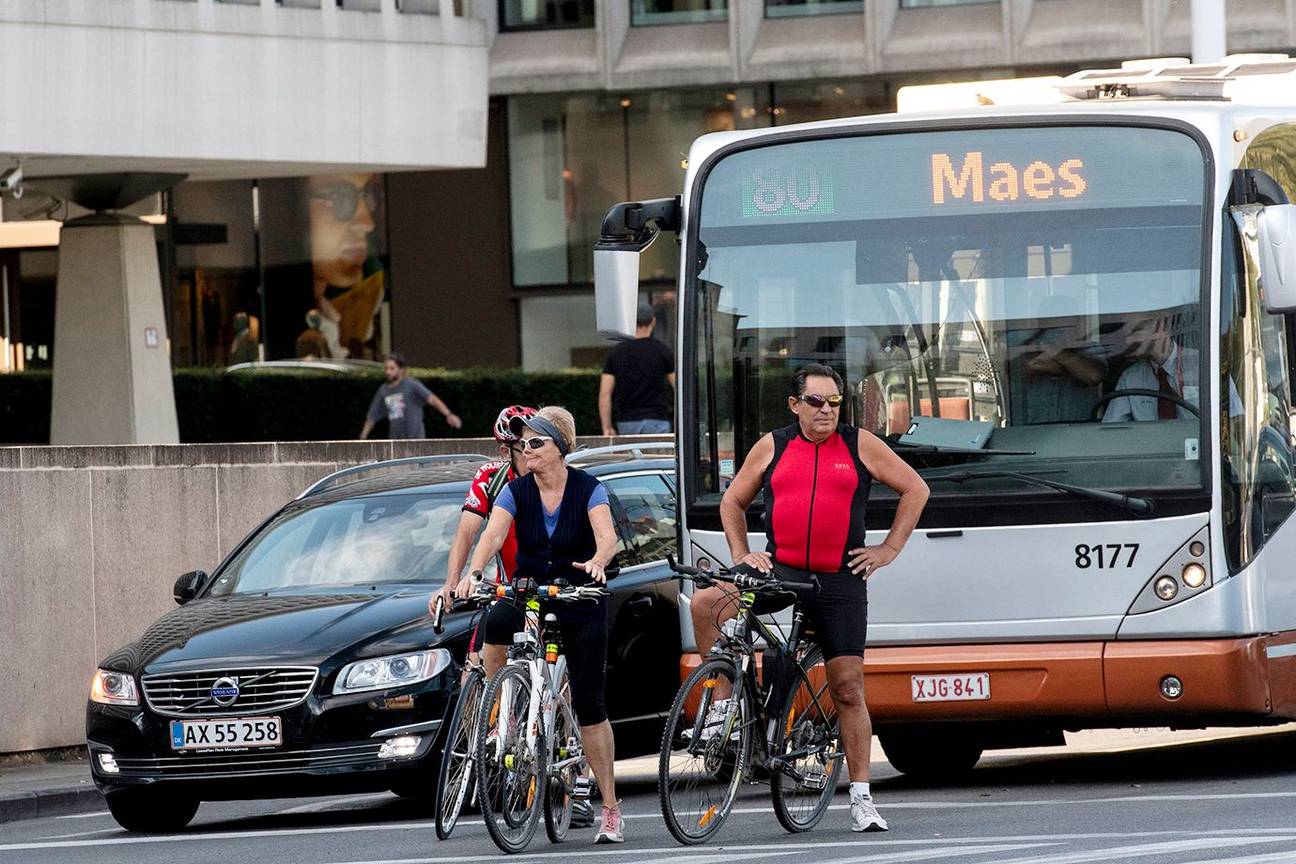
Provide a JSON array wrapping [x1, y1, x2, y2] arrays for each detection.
[[207, 490, 495, 595], [689, 124, 1209, 516]]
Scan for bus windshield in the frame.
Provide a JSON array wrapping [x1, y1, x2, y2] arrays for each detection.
[[689, 124, 1210, 523]]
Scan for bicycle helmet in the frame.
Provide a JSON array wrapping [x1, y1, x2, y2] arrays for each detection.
[[493, 405, 538, 443]]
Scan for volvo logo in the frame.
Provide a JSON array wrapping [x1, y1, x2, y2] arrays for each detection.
[[210, 676, 240, 707]]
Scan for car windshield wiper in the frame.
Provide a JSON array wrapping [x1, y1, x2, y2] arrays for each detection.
[[928, 470, 1154, 517]]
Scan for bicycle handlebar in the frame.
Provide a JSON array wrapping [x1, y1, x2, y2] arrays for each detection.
[[666, 554, 818, 594]]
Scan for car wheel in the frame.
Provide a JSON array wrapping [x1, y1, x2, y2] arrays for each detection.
[[106, 788, 200, 832]]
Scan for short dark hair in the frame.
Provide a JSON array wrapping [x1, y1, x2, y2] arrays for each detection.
[[385, 352, 407, 369], [636, 301, 656, 327], [791, 363, 845, 397]]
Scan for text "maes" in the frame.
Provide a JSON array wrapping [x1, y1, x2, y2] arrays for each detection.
[[931, 152, 1086, 204]]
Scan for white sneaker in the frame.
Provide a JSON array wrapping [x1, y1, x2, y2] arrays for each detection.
[[850, 796, 888, 833]]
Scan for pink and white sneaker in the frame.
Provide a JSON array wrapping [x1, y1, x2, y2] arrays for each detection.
[[594, 802, 624, 844]]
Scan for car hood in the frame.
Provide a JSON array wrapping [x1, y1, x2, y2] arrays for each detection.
[[100, 588, 470, 673]]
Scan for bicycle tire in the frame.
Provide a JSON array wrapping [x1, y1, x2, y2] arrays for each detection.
[[434, 667, 484, 840], [770, 644, 843, 833], [657, 657, 751, 845], [543, 687, 579, 843], [477, 663, 546, 854]]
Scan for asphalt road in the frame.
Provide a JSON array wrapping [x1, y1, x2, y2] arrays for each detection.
[[4, 729, 1296, 864]]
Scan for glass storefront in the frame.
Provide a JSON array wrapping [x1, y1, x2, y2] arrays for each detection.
[[172, 174, 392, 366]]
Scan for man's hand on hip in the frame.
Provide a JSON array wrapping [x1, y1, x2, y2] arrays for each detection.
[[847, 544, 898, 578]]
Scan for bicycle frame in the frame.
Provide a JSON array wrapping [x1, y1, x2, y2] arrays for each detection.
[[493, 598, 583, 778], [705, 590, 840, 780]]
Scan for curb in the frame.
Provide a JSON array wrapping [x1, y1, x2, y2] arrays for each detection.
[[0, 785, 105, 824]]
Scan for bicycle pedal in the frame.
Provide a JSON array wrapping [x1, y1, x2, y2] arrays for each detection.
[[572, 776, 595, 800], [800, 771, 827, 790]]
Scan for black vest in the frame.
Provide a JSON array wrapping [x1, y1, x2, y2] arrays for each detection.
[[509, 467, 600, 587]]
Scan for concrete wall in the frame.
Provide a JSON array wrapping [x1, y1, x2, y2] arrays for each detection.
[[0, 435, 665, 753], [489, 0, 1296, 95], [0, 0, 489, 180]]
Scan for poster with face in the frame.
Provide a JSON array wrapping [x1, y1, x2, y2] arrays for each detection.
[[262, 173, 391, 361]]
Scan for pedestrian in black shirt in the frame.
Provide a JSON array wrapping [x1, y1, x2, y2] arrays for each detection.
[[599, 301, 675, 435]]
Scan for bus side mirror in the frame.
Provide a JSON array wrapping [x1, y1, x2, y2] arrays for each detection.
[[1258, 204, 1296, 313], [594, 197, 681, 340]]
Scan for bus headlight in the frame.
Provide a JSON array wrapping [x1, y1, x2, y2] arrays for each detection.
[[1154, 576, 1179, 601], [1182, 563, 1207, 588]]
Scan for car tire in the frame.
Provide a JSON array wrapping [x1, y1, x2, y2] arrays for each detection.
[[106, 788, 200, 832]]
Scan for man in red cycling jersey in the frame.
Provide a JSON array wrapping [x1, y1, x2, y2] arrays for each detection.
[[690, 364, 929, 834], [431, 405, 536, 637]]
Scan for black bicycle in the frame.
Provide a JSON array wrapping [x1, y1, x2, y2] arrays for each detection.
[[658, 556, 843, 845], [430, 586, 496, 840]]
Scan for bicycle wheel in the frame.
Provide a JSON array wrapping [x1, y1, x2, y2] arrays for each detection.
[[770, 645, 843, 833], [434, 667, 484, 840], [477, 663, 546, 853], [658, 657, 751, 845], [543, 687, 579, 843]]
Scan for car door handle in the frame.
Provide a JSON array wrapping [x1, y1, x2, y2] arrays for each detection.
[[624, 596, 653, 613]]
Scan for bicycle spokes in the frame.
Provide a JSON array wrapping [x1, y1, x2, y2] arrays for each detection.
[[658, 659, 750, 845]]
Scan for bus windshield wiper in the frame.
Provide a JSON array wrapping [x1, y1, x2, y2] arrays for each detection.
[[887, 441, 1036, 456], [931, 470, 1155, 517]]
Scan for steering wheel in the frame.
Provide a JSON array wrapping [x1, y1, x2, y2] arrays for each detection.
[[1093, 388, 1200, 419]]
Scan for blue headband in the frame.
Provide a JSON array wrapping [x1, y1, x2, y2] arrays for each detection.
[[524, 415, 569, 456]]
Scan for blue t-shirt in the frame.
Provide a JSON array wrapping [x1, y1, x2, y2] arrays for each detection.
[[495, 481, 609, 537]]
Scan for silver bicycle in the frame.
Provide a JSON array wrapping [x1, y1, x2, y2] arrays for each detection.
[[474, 577, 610, 854]]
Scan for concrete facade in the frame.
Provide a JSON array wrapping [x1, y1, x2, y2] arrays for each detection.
[[0, 435, 666, 753], [0, 0, 490, 180], [488, 0, 1296, 95]]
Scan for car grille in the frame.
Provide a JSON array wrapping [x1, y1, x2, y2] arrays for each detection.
[[111, 742, 384, 778], [141, 667, 318, 717]]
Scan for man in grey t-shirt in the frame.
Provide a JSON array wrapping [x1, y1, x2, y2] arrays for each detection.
[[360, 352, 462, 439]]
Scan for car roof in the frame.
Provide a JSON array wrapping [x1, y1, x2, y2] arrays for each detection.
[[293, 447, 674, 509]]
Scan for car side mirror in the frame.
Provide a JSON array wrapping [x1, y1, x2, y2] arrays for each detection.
[[173, 570, 208, 605]]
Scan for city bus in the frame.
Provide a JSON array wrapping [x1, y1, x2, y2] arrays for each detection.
[[594, 56, 1296, 777]]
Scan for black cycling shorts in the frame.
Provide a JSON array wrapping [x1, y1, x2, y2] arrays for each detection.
[[742, 563, 868, 661], [480, 602, 609, 726]]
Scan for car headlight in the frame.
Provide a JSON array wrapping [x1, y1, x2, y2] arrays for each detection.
[[90, 669, 139, 706], [333, 649, 452, 695]]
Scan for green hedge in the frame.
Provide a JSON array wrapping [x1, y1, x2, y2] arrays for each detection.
[[0, 368, 604, 444]]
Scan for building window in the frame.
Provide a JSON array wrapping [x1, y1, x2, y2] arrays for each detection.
[[631, 0, 727, 26], [899, 0, 996, 6], [507, 88, 765, 289], [500, 0, 595, 30], [765, 0, 862, 18]]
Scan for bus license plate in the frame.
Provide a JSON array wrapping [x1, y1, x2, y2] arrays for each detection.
[[170, 717, 282, 750], [911, 673, 990, 703]]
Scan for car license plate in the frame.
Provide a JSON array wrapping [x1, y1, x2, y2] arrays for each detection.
[[911, 673, 990, 703], [169, 717, 282, 750]]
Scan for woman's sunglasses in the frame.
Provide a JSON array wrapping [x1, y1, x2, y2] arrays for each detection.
[[519, 437, 551, 451], [310, 182, 381, 222], [796, 393, 844, 409]]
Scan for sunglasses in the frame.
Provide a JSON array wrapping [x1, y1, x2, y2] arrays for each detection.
[[310, 181, 381, 222], [796, 393, 844, 409], [519, 437, 551, 451]]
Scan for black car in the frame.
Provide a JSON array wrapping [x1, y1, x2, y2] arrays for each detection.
[[86, 444, 680, 832]]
